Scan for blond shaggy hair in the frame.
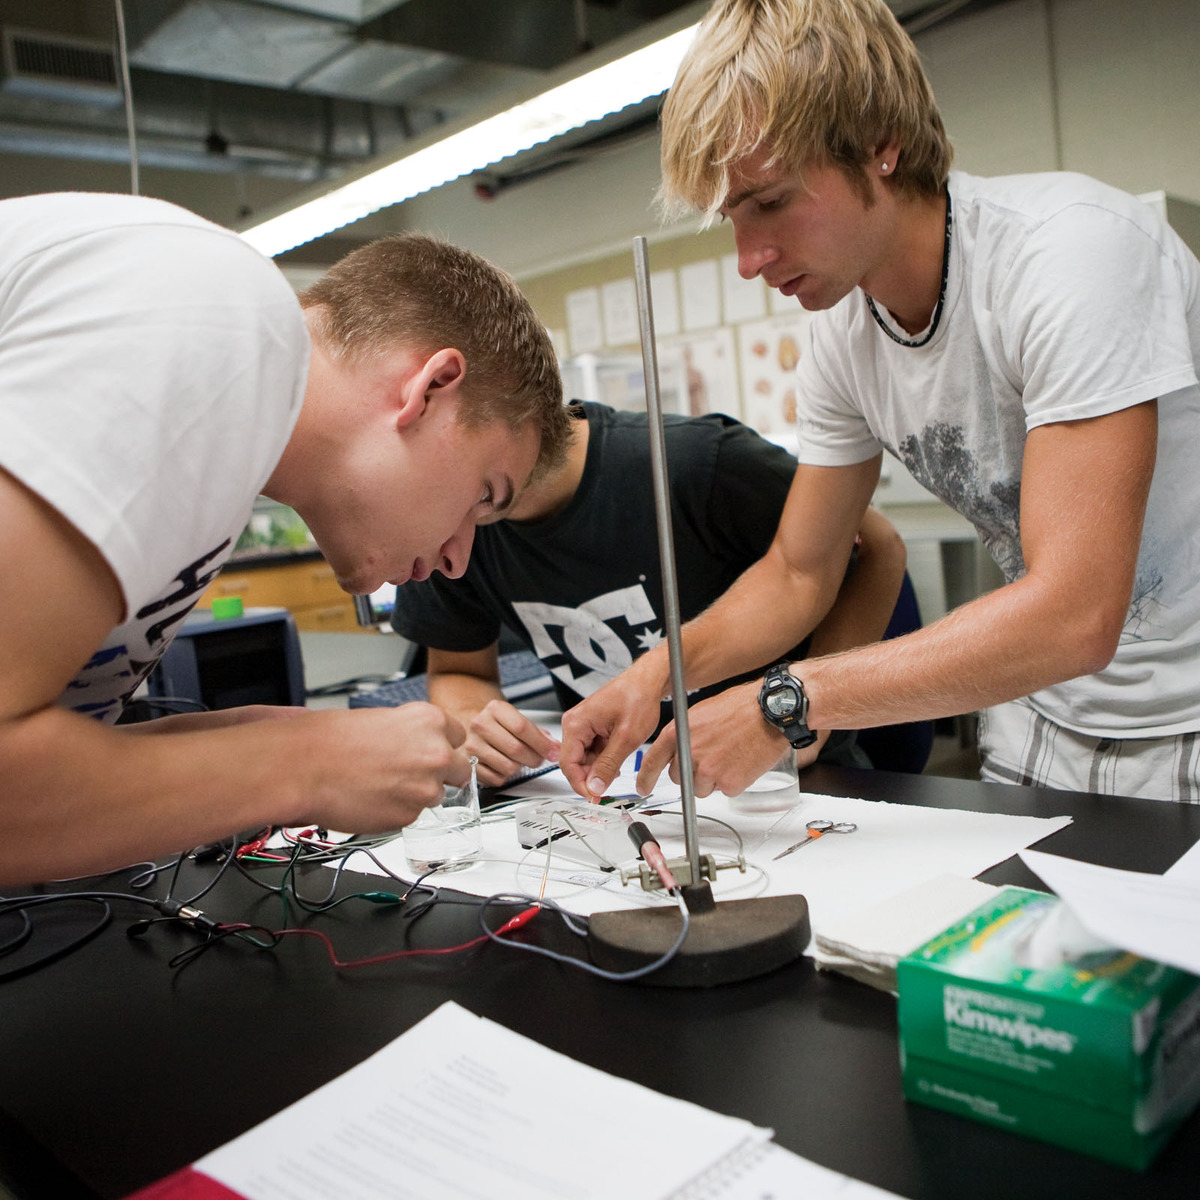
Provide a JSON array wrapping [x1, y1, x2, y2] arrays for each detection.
[[661, 0, 951, 216], [301, 234, 570, 477]]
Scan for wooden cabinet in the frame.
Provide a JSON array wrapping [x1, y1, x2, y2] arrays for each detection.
[[201, 555, 365, 633]]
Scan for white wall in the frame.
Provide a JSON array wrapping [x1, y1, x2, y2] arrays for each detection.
[[920, 0, 1062, 175], [346, 130, 690, 280], [360, 0, 1200, 281]]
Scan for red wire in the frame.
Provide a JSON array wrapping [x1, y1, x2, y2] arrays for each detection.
[[220, 906, 540, 971], [272, 927, 491, 968], [235, 827, 275, 860], [237, 826, 330, 862]]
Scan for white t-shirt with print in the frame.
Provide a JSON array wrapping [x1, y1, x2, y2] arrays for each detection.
[[793, 170, 1200, 738], [0, 192, 309, 721]]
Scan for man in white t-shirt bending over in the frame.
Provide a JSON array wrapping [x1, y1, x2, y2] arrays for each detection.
[[0, 192, 570, 885], [561, 0, 1200, 805]]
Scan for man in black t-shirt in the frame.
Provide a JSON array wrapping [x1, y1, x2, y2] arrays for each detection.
[[391, 401, 915, 786]]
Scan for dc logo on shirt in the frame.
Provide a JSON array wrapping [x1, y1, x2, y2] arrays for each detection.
[[513, 585, 664, 697]]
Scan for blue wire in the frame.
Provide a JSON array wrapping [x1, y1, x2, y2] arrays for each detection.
[[478, 891, 690, 982]]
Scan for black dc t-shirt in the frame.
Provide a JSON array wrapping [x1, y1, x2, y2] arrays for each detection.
[[390, 402, 815, 724]]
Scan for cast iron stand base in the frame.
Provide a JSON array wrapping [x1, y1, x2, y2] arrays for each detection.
[[587, 882, 810, 987]]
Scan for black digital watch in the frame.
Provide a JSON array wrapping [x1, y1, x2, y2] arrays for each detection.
[[757, 662, 817, 749]]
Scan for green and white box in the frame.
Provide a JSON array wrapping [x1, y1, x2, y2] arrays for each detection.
[[897, 887, 1200, 1169]]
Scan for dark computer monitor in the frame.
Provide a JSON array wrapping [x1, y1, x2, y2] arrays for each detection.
[[147, 607, 305, 710]]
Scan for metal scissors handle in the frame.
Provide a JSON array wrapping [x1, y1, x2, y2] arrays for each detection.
[[773, 818, 858, 860]]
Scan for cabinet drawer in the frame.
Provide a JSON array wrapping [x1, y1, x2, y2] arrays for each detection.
[[203, 559, 347, 611], [292, 602, 361, 633]]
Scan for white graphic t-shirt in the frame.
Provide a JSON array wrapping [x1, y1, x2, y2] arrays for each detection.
[[0, 192, 309, 721], [794, 170, 1200, 738]]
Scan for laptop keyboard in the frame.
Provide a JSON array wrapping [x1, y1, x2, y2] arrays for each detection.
[[348, 650, 553, 708]]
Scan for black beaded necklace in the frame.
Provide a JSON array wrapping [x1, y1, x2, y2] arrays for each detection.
[[865, 189, 953, 349]]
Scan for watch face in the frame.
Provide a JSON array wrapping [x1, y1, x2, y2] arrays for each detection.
[[765, 687, 798, 719]]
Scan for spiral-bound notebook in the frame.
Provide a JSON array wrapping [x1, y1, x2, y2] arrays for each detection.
[[124, 1002, 899, 1200]]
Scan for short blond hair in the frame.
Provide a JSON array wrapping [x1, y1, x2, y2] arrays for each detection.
[[661, 0, 951, 216], [300, 234, 570, 477]]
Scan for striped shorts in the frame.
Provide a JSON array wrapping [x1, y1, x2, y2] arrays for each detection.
[[977, 697, 1200, 804]]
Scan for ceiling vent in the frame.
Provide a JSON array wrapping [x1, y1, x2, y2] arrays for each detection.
[[0, 27, 122, 106]]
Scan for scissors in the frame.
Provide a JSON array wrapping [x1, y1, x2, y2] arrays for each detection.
[[773, 819, 857, 860]]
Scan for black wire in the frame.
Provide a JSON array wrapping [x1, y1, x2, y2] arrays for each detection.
[[0, 826, 465, 982], [177, 835, 244, 908], [0, 890, 160, 915], [166, 924, 270, 971], [0, 826, 645, 982], [0, 907, 33, 957], [233, 834, 439, 916], [127, 860, 175, 889], [282, 839, 354, 913], [0, 863, 182, 983], [160, 851, 188, 903], [0, 897, 114, 982]]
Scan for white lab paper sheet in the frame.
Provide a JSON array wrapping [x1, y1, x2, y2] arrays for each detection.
[[350, 772, 1071, 944], [1019, 849, 1200, 976], [670, 1139, 904, 1199], [195, 1001, 770, 1200], [163, 1002, 906, 1200], [811, 874, 1001, 993], [1165, 836, 1200, 882]]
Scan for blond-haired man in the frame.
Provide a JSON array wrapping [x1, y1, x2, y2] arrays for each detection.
[[0, 192, 569, 885], [562, 0, 1200, 804]]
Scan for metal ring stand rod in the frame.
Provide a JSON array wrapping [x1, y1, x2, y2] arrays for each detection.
[[588, 254, 811, 984], [632, 234, 701, 885]]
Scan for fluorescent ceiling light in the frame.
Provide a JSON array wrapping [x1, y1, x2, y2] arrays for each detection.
[[240, 18, 700, 257]]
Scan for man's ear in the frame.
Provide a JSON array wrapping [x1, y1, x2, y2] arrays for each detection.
[[870, 136, 903, 180], [395, 348, 467, 428]]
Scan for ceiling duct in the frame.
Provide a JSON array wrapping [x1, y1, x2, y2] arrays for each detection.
[[0, 27, 122, 107]]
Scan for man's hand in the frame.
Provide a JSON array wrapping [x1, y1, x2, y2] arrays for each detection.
[[293, 702, 471, 833], [636, 678, 791, 798], [464, 697, 560, 787], [560, 654, 667, 798], [424, 645, 561, 786]]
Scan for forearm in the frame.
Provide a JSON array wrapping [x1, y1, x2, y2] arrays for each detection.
[[0, 708, 312, 884], [427, 670, 505, 730], [808, 508, 906, 658], [632, 544, 844, 701], [1, 701, 469, 887], [799, 572, 1111, 731]]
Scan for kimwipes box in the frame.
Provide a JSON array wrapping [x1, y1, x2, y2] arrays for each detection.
[[896, 887, 1200, 1169]]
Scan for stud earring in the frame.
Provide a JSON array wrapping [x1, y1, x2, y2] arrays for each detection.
[[881, 162, 890, 173]]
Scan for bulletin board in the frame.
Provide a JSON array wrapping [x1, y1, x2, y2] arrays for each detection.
[[519, 224, 814, 436]]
